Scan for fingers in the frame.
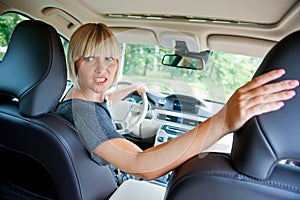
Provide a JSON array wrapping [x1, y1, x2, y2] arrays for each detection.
[[245, 89, 296, 116], [246, 101, 285, 117], [134, 83, 148, 95], [223, 68, 299, 133], [243, 79, 299, 105], [236, 68, 298, 110], [137, 87, 148, 95], [239, 69, 286, 92]]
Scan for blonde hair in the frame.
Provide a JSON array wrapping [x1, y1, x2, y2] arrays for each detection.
[[68, 23, 121, 89]]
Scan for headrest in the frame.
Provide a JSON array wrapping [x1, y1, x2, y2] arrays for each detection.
[[0, 20, 67, 117], [231, 30, 300, 179]]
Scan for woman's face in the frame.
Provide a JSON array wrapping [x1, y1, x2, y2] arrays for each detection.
[[75, 55, 118, 98]]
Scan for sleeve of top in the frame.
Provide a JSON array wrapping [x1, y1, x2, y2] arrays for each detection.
[[71, 100, 123, 157]]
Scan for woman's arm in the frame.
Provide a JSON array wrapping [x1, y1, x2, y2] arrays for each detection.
[[95, 115, 223, 180], [106, 82, 147, 106], [95, 69, 299, 180]]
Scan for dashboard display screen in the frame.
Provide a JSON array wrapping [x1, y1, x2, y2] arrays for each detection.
[[173, 98, 195, 113]]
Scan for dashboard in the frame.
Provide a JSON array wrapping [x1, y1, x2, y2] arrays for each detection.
[[154, 94, 211, 116], [125, 91, 225, 147], [123, 90, 232, 186], [149, 93, 214, 146]]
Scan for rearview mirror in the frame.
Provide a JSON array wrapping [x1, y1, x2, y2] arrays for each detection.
[[162, 50, 212, 70]]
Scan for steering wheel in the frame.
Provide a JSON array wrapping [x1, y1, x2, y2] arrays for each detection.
[[108, 81, 148, 136]]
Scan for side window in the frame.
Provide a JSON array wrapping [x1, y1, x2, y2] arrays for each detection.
[[0, 13, 28, 60], [61, 36, 69, 59], [0, 12, 71, 100], [0, 12, 69, 61]]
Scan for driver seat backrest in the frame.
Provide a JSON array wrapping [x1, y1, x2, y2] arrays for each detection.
[[0, 20, 117, 200], [164, 30, 300, 200]]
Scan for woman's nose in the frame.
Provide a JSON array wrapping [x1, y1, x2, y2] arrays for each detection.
[[94, 58, 107, 73]]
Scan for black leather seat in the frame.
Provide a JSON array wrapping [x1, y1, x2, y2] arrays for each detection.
[[164, 30, 300, 200], [0, 20, 117, 200]]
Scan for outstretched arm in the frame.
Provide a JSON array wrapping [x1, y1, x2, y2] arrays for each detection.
[[106, 82, 148, 106], [95, 69, 299, 180]]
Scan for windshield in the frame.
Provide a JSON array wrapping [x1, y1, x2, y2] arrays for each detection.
[[120, 43, 262, 103]]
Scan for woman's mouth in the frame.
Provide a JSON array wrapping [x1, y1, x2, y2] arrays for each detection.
[[95, 77, 107, 85]]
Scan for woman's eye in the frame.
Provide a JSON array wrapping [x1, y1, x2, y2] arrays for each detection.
[[105, 57, 115, 61], [84, 56, 96, 62]]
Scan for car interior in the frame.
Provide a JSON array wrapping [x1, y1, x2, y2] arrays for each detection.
[[0, 0, 300, 200], [164, 30, 300, 200], [0, 20, 119, 200]]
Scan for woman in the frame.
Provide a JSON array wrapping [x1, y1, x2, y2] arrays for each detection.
[[56, 23, 299, 182]]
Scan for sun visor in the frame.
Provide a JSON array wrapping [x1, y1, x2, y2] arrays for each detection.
[[112, 27, 159, 45], [208, 35, 275, 57], [159, 31, 201, 52]]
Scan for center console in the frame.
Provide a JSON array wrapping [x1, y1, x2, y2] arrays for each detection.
[[154, 109, 207, 147], [151, 109, 208, 185]]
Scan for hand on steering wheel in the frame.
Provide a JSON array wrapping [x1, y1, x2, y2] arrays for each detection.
[[108, 81, 149, 135]]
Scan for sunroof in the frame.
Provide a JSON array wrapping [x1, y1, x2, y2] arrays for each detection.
[[106, 13, 260, 26]]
